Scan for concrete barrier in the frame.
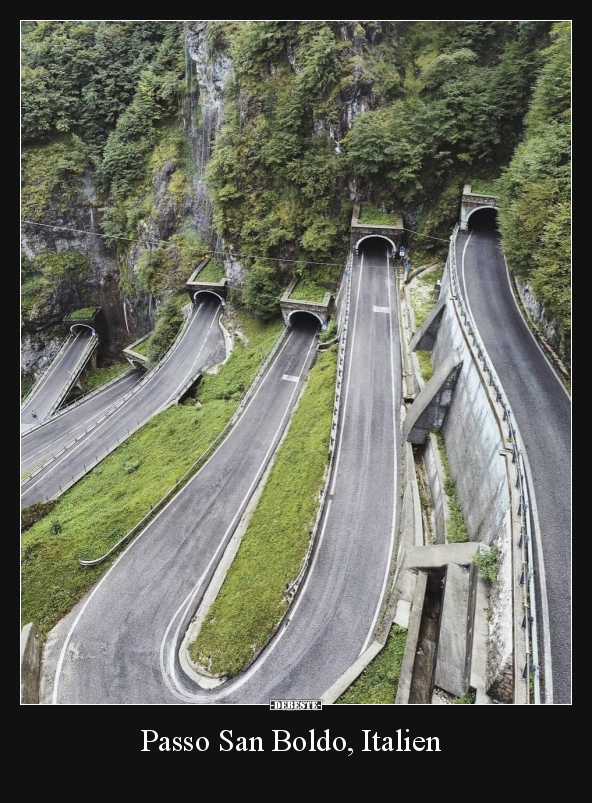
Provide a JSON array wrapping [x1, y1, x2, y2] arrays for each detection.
[[20, 623, 41, 704]]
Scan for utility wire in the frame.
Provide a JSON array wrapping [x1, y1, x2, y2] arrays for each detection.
[[21, 218, 450, 267]]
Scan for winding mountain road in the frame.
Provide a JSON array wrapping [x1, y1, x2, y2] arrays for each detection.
[[21, 298, 225, 508], [48, 239, 401, 704], [21, 370, 142, 477], [458, 215, 571, 704], [21, 330, 95, 431]]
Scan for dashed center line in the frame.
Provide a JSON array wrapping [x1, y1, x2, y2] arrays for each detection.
[[373, 305, 391, 314], [282, 374, 299, 383]]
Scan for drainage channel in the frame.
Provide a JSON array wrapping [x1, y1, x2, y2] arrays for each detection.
[[408, 568, 445, 704]]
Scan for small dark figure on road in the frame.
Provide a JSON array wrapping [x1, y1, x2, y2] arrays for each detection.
[[31, 410, 37, 420]]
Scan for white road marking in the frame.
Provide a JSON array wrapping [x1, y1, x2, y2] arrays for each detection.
[[282, 374, 299, 383], [161, 333, 317, 699], [52, 323, 295, 704], [22, 304, 212, 498], [461, 231, 554, 704], [360, 246, 398, 654], [373, 305, 391, 314]]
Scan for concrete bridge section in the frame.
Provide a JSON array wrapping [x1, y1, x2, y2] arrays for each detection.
[[350, 202, 404, 256], [460, 184, 499, 232], [279, 278, 334, 330], [186, 259, 228, 306]]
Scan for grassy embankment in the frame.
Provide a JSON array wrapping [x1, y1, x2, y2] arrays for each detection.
[[290, 275, 328, 303], [189, 346, 337, 678], [336, 625, 408, 704], [358, 204, 399, 226], [21, 311, 283, 637], [196, 261, 225, 283], [82, 362, 129, 392], [407, 266, 444, 383]]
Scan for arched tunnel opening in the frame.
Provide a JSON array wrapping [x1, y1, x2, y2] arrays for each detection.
[[193, 290, 225, 307], [468, 206, 498, 233], [69, 323, 96, 336], [358, 235, 397, 261], [287, 310, 323, 333]]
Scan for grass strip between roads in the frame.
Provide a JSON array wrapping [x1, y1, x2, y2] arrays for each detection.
[[189, 345, 337, 678], [82, 361, 130, 392], [336, 625, 408, 704], [21, 311, 283, 637]]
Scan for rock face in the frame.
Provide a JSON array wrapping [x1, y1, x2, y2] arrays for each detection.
[[515, 279, 568, 361]]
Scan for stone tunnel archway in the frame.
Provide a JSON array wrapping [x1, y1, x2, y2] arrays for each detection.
[[193, 290, 226, 306], [355, 234, 398, 257], [69, 323, 96, 336], [287, 309, 325, 331]]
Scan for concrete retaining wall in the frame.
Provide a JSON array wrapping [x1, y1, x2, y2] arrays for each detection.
[[431, 269, 513, 699], [433, 271, 510, 546], [21, 623, 41, 704], [424, 432, 448, 544]]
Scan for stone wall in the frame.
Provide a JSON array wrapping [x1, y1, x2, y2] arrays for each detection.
[[515, 278, 567, 359]]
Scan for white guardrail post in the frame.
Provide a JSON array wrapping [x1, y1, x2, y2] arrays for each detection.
[[448, 224, 540, 704]]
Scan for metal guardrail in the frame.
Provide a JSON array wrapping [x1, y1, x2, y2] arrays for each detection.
[[21, 303, 204, 490], [47, 334, 99, 418], [448, 224, 540, 704], [21, 333, 74, 411], [285, 254, 352, 597], [77, 323, 290, 566]]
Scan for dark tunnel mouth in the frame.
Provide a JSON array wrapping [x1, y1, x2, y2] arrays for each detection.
[[193, 290, 225, 306], [467, 206, 498, 232], [287, 309, 324, 332], [69, 323, 96, 336], [358, 235, 397, 258]]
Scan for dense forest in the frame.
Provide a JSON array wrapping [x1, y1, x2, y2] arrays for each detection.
[[21, 20, 570, 357]]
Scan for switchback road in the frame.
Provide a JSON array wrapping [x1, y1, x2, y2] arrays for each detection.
[[459, 215, 571, 704]]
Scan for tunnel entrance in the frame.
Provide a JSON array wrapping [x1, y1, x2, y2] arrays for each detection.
[[287, 310, 323, 332], [69, 323, 96, 336], [357, 234, 397, 259], [467, 206, 498, 233], [359, 235, 393, 263], [193, 290, 225, 306]]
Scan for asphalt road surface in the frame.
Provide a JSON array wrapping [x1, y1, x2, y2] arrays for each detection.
[[459, 213, 571, 704], [21, 298, 225, 508], [21, 370, 142, 477], [49, 238, 401, 704], [21, 330, 94, 431]]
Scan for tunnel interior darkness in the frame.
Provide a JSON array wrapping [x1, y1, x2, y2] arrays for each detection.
[[193, 290, 225, 306], [70, 323, 95, 336], [288, 310, 323, 332], [358, 236, 396, 260], [468, 206, 498, 233]]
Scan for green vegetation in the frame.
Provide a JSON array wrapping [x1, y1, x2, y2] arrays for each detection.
[[497, 22, 571, 347], [21, 309, 283, 636], [469, 178, 501, 196], [416, 351, 434, 383], [21, 249, 91, 325], [408, 267, 444, 329], [189, 346, 337, 677], [21, 500, 58, 533], [290, 275, 328, 302], [129, 336, 151, 357], [320, 318, 338, 343], [358, 204, 398, 226], [472, 544, 500, 584], [146, 296, 185, 366], [69, 306, 97, 319], [451, 688, 476, 704], [21, 378, 34, 400], [196, 260, 225, 283], [336, 625, 408, 704], [436, 431, 469, 543], [82, 361, 129, 392]]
